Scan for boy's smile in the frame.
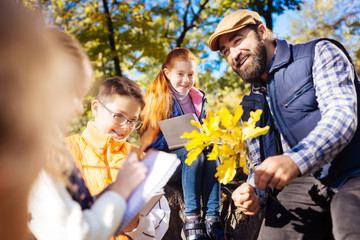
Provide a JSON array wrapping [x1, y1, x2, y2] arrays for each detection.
[[111, 128, 127, 140], [92, 94, 142, 141]]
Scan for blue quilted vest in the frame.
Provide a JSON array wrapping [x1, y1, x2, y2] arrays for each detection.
[[241, 39, 360, 189]]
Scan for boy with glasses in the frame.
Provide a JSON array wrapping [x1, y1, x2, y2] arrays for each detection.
[[65, 76, 170, 240]]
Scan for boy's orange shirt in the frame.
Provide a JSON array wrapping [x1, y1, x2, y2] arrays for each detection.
[[65, 121, 141, 240]]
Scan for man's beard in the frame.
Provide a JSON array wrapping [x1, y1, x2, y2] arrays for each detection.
[[232, 39, 267, 84]]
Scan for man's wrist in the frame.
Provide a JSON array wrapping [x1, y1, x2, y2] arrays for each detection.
[[283, 151, 307, 176]]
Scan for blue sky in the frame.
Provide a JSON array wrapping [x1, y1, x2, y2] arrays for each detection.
[[273, 10, 296, 38]]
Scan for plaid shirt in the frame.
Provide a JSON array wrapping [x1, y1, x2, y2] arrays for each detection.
[[247, 40, 359, 202]]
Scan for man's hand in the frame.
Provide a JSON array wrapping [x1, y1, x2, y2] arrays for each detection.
[[231, 183, 260, 215], [255, 155, 300, 190]]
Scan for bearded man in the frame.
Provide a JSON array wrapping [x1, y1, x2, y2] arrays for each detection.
[[208, 9, 360, 240]]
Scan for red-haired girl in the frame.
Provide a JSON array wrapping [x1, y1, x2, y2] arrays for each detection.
[[140, 48, 224, 240]]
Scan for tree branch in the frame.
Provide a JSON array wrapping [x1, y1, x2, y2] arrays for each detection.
[[333, 12, 358, 28], [183, 0, 191, 30], [175, 0, 209, 47]]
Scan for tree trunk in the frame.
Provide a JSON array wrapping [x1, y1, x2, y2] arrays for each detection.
[[102, 0, 122, 76], [263, 13, 273, 31], [264, 0, 274, 31]]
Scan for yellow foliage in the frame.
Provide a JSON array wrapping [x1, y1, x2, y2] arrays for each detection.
[[181, 106, 268, 184], [218, 107, 232, 128], [242, 109, 269, 141], [215, 156, 237, 184], [185, 147, 204, 166], [219, 144, 236, 156], [207, 143, 219, 160], [202, 112, 220, 133]]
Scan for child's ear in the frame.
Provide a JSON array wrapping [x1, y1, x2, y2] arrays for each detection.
[[163, 68, 170, 79], [91, 99, 100, 117]]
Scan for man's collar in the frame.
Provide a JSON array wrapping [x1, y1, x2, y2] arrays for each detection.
[[268, 39, 292, 74]]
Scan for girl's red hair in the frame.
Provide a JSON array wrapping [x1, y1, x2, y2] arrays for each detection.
[[140, 48, 198, 142]]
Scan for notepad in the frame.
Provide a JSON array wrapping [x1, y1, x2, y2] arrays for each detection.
[[158, 113, 202, 150], [115, 150, 180, 235], [138, 190, 164, 216]]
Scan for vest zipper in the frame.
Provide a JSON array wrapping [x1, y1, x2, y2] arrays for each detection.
[[283, 82, 313, 108], [267, 77, 294, 147]]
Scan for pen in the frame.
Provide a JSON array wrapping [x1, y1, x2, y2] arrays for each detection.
[[81, 165, 120, 170]]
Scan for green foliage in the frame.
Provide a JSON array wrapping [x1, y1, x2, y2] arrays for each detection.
[[287, 0, 360, 75], [200, 64, 250, 96], [66, 96, 94, 135], [27, 0, 302, 137]]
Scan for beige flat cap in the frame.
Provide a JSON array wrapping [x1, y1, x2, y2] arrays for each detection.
[[208, 9, 262, 51]]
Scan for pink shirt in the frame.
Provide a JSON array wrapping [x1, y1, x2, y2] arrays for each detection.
[[170, 85, 196, 115]]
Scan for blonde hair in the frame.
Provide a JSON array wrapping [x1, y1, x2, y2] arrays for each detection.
[[140, 48, 198, 140], [43, 29, 93, 182]]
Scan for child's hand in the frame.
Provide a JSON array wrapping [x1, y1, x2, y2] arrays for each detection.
[[109, 152, 147, 200]]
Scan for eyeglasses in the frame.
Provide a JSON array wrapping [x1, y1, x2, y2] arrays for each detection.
[[100, 102, 143, 130]]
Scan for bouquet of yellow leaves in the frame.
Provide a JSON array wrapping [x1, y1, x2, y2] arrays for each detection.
[[181, 106, 269, 185]]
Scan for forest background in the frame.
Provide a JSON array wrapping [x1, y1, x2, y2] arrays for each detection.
[[26, 0, 360, 145]]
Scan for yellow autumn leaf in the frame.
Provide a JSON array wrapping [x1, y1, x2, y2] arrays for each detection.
[[238, 154, 249, 175], [217, 130, 231, 143], [218, 106, 243, 129], [219, 144, 236, 156], [227, 127, 242, 145], [183, 131, 212, 151], [181, 129, 202, 139], [182, 131, 205, 149], [232, 127, 242, 141], [232, 106, 244, 127], [218, 107, 232, 128], [190, 120, 202, 129], [184, 140, 210, 152], [215, 156, 237, 184], [248, 109, 263, 124], [185, 147, 204, 165], [242, 125, 269, 141], [234, 140, 245, 155], [242, 111, 257, 129], [202, 112, 220, 133], [242, 109, 269, 140], [207, 143, 219, 160]]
